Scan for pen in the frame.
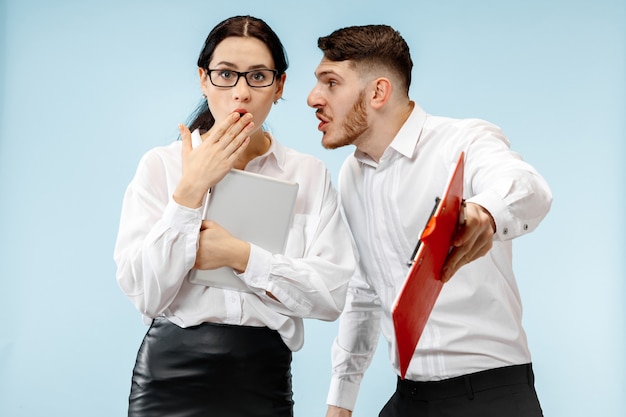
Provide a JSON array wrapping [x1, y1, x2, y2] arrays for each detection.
[[407, 197, 440, 266]]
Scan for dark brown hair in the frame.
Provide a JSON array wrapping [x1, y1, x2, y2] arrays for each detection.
[[187, 15, 288, 133], [317, 24, 412, 95]]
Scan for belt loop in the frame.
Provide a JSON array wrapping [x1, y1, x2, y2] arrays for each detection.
[[464, 375, 474, 400]]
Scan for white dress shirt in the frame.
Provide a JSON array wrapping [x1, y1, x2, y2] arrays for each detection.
[[114, 132, 355, 351], [327, 103, 553, 410]]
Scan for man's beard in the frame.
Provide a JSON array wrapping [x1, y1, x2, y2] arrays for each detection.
[[323, 90, 369, 150]]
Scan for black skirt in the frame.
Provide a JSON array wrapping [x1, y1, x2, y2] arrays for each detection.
[[128, 317, 293, 417]]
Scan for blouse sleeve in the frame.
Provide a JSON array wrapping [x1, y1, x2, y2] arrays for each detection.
[[113, 149, 202, 318], [326, 265, 383, 411], [237, 169, 356, 321]]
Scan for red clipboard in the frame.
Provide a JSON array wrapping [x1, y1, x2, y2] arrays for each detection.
[[391, 152, 465, 379]]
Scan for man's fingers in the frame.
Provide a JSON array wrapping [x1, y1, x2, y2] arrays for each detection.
[[441, 227, 493, 282], [441, 248, 465, 282]]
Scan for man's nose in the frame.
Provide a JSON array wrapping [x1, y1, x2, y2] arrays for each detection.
[[307, 85, 323, 108]]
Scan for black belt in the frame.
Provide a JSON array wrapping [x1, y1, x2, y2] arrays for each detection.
[[397, 363, 535, 401]]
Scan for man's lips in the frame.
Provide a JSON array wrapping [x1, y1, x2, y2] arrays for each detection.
[[315, 111, 330, 131]]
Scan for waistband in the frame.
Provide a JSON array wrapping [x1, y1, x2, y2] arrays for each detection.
[[397, 363, 535, 401]]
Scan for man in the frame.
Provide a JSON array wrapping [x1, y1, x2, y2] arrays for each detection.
[[307, 24, 552, 417]]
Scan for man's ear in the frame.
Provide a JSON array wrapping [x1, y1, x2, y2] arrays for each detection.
[[370, 77, 392, 110]]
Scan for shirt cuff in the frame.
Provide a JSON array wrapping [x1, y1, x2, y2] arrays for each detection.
[[239, 243, 272, 290], [466, 190, 509, 240], [162, 199, 203, 235], [326, 377, 361, 411]]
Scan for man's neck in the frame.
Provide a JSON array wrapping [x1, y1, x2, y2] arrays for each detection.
[[357, 100, 414, 162]]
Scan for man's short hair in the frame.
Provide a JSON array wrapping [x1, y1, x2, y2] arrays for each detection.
[[317, 24, 413, 94]]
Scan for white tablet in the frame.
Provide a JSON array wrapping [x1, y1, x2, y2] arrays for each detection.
[[188, 169, 299, 292]]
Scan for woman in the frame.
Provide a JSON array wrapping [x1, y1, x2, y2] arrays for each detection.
[[113, 15, 355, 417]]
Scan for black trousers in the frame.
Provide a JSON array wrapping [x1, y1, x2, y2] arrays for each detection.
[[379, 364, 543, 417], [128, 317, 293, 417]]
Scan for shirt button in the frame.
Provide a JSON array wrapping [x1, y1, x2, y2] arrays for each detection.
[[523, 224, 529, 230], [503, 227, 509, 235]]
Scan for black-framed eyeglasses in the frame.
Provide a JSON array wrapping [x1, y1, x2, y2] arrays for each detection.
[[206, 68, 278, 88]]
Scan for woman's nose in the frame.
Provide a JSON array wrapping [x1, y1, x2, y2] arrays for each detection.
[[232, 76, 251, 101]]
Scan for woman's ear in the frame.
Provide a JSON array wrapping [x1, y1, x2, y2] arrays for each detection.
[[274, 73, 287, 103], [198, 67, 210, 97]]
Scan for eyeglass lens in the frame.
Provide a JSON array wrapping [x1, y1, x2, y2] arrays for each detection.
[[209, 69, 276, 88]]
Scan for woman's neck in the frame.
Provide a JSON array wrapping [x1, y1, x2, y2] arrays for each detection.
[[234, 130, 271, 170]]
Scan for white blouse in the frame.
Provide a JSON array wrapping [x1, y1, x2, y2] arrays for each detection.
[[114, 132, 355, 351]]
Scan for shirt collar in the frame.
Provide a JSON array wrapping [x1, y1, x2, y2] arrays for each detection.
[[354, 102, 427, 167], [261, 132, 287, 171], [191, 129, 203, 148], [389, 102, 427, 158]]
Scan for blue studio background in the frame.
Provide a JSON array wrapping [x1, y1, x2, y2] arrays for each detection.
[[0, 0, 624, 416]]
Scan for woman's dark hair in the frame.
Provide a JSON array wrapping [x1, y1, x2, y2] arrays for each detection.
[[186, 15, 289, 133]]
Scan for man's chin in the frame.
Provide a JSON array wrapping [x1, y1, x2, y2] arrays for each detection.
[[322, 133, 350, 150], [322, 140, 342, 150]]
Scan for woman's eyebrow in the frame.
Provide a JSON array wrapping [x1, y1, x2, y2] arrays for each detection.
[[211, 61, 273, 70]]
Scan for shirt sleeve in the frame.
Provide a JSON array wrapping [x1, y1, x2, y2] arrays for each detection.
[[113, 150, 202, 318], [237, 170, 356, 321], [460, 120, 553, 241], [326, 265, 383, 411]]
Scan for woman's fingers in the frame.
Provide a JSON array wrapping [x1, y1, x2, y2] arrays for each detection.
[[178, 124, 193, 155], [201, 112, 254, 147]]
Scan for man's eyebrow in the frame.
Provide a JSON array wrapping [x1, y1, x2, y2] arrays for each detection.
[[314, 69, 341, 79]]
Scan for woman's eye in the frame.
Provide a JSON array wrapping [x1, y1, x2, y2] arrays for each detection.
[[219, 70, 233, 79], [251, 72, 265, 81]]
